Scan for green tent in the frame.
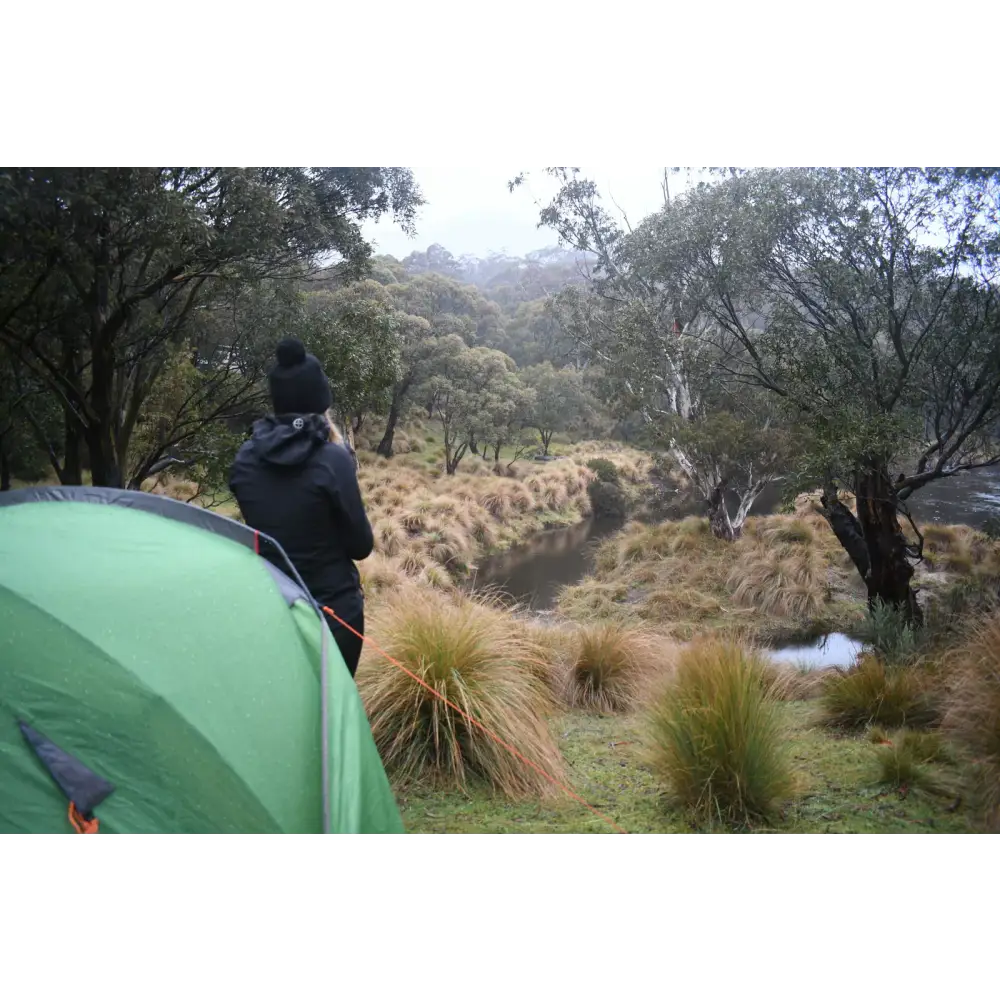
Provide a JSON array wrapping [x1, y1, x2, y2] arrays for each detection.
[[0, 486, 404, 834]]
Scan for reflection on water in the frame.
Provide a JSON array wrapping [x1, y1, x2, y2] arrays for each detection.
[[469, 518, 623, 610], [751, 467, 1000, 529], [766, 633, 863, 671], [906, 468, 1000, 528]]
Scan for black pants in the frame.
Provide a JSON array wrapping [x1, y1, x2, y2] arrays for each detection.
[[324, 608, 364, 679]]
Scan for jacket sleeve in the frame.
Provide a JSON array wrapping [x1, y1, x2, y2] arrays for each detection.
[[321, 443, 375, 561]]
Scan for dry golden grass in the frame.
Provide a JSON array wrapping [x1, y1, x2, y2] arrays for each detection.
[[942, 613, 1000, 828], [357, 587, 565, 797], [144, 475, 200, 502], [556, 580, 633, 623], [560, 624, 675, 712], [918, 523, 1000, 577], [354, 448, 603, 591], [557, 513, 863, 641], [726, 542, 828, 618]]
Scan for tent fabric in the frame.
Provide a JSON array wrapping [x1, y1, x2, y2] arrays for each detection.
[[0, 488, 404, 834]]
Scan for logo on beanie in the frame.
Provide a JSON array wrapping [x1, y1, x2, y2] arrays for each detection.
[[293, 417, 304, 430]]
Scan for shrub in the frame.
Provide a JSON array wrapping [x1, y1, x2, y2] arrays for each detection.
[[587, 480, 628, 519], [643, 640, 794, 825], [586, 457, 620, 484], [357, 589, 564, 797], [859, 600, 922, 664], [562, 624, 669, 712], [942, 614, 1000, 828], [820, 654, 937, 729]]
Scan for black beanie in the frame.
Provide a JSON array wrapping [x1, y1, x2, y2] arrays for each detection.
[[267, 338, 333, 416]]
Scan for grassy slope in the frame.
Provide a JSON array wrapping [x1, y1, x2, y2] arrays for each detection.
[[397, 702, 971, 834]]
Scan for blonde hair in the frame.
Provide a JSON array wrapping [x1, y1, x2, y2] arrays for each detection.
[[325, 410, 344, 445]]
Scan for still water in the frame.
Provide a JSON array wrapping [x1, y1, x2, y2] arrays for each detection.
[[468, 517, 623, 611], [765, 633, 863, 670]]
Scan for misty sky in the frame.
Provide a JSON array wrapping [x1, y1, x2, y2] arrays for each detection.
[[361, 166, 705, 260]]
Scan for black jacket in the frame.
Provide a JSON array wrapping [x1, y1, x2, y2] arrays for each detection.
[[229, 414, 374, 620]]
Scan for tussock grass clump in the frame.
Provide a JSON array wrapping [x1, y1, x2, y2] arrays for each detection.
[[373, 516, 407, 557], [872, 729, 949, 793], [639, 586, 723, 620], [919, 523, 1000, 577], [358, 554, 407, 595], [562, 624, 671, 712], [643, 640, 794, 825], [942, 614, 1000, 827], [726, 544, 827, 618], [820, 654, 938, 730], [756, 519, 817, 547], [556, 580, 632, 622], [358, 589, 565, 797]]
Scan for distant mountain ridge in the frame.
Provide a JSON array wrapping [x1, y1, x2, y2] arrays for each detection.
[[393, 243, 597, 294]]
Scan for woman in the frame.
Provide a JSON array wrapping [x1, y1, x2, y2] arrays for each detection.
[[229, 337, 374, 678]]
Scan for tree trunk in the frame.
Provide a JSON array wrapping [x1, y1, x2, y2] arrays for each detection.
[[377, 394, 403, 458], [819, 488, 870, 580], [730, 481, 767, 536], [61, 412, 83, 485], [541, 429, 553, 456], [854, 463, 923, 625], [707, 482, 738, 541], [0, 442, 10, 491], [83, 426, 122, 488]]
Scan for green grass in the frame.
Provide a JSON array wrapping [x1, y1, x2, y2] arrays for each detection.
[[395, 702, 972, 833]]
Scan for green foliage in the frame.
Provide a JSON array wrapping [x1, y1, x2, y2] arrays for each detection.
[[303, 280, 403, 430], [859, 600, 922, 664], [646, 167, 1000, 499], [644, 640, 794, 825], [521, 362, 598, 454], [586, 457, 620, 484], [0, 353, 60, 485], [0, 167, 423, 488], [417, 337, 526, 474]]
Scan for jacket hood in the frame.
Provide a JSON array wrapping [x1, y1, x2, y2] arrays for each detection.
[[250, 413, 329, 467]]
